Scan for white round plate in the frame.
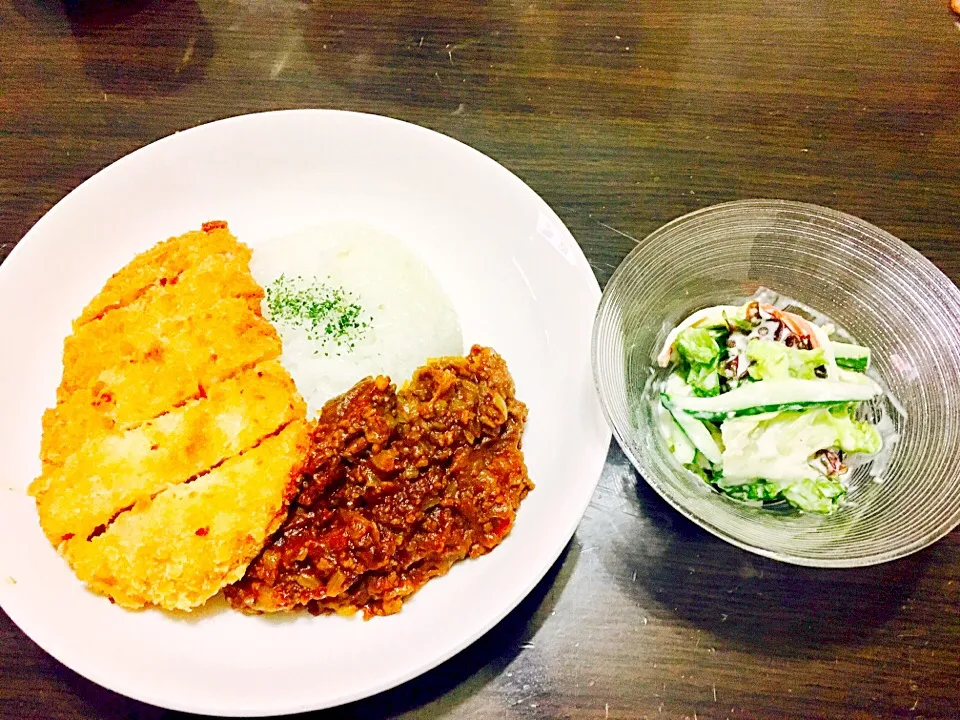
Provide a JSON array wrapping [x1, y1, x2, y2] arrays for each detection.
[[0, 110, 610, 715]]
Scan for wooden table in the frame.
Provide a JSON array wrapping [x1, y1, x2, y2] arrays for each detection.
[[2, 1, 960, 718]]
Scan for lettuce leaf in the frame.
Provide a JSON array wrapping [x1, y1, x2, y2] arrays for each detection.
[[676, 327, 721, 367], [781, 477, 846, 514], [720, 479, 785, 504], [828, 405, 882, 455], [746, 339, 827, 381], [686, 363, 721, 397], [721, 407, 882, 483], [720, 410, 834, 483], [716, 406, 881, 512], [718, 476, 845, 513], [676, 327, 722, 397], [722, 306, 754, 332]]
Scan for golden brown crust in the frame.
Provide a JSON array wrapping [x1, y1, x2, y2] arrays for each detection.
[[39, 246, 281, 471], [34, 223, 310, 611], [33, 360, 305, 545], [65, 421, 312, 611], [73, 225, 242, 328], [40, 311, 281, 471], [58, 248, 264, 400]]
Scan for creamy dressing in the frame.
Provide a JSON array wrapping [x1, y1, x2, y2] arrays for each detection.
[[653, 288, 901, 513]]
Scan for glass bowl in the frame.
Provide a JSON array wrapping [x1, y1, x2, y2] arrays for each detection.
[[592, 199, 960, 567]]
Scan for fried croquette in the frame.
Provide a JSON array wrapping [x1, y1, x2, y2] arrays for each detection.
[[31, 223, 310, 611]]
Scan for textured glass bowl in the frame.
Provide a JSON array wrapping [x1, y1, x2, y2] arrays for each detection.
[[592, 199, 960, 567]]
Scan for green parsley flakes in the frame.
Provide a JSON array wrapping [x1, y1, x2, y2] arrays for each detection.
[[264, 274, 371, 354]]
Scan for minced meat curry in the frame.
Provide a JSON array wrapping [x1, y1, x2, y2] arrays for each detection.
[[225, 345, 533, 618]]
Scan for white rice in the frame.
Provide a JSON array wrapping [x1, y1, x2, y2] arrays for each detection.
[[250, 223, 463, 416]]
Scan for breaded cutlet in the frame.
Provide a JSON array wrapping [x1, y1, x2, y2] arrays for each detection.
[[32, 360, 304, 544], [31, 222, 310, 611], [65, 420, 312, 611], [57, 246, 264, 399], [72, 220, 240, 328], [39, 282, 282, 470], [38, 243, 277, 471]]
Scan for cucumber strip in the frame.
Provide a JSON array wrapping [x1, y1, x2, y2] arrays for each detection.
[[831, 341, 871, 371], [835, 368, 883, 395], [657, 402, 696, 464], [808, 321, 839, 379], [664, 371, 693, 398], [663, 399, 723, 466], [665, 378, 881, 422]]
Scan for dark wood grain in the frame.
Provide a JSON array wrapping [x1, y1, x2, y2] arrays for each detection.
[[2, 1, 960, 718]]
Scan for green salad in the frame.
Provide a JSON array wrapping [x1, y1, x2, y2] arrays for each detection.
[[655, 300, 883, 513]]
